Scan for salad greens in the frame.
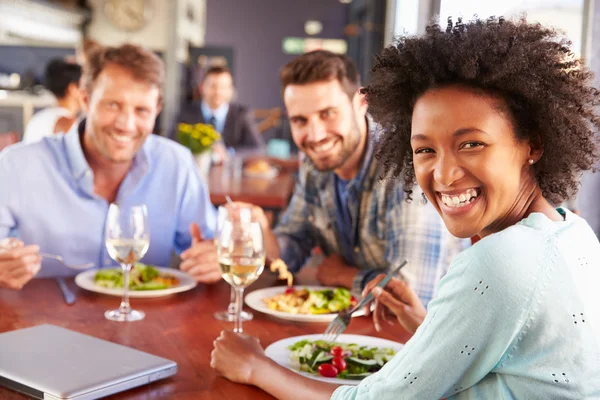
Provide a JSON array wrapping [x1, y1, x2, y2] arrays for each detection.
[[94, 263, 179, 291], [264, 287, 356, 314], [307, 288, 353, 314], [288, 339, 397, 380]]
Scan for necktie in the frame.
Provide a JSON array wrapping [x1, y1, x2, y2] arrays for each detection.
[[208, 115, 216, 128]]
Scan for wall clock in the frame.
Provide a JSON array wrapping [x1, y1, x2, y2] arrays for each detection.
[[103, 0, 152, 32]]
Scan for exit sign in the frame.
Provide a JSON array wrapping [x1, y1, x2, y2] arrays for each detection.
[[282, 37, 348, 55]]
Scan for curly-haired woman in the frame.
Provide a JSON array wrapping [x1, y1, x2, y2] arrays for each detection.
[[210, 17, 600, 399]]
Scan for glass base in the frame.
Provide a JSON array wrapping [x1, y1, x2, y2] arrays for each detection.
[[214, 310, 253, 322], [105, 309, 145, 322]]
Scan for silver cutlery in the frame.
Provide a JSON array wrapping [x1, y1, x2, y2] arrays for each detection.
[[40, 253, 94, 270], [323, 260, 408, 343], [55, 278, 76, 305]]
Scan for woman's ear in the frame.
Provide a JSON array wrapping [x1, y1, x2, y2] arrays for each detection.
[[528, 135, 544, 163]]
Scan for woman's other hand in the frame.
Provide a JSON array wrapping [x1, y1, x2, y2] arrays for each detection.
[[363, 275, 427, 334]]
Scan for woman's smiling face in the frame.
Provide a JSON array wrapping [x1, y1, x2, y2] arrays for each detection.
[[410, 86, 540, 239]]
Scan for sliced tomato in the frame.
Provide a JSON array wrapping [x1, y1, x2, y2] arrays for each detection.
[[330, 346, 344, 357], [331, 356, 347, 372], [318, 363, 339, 378]]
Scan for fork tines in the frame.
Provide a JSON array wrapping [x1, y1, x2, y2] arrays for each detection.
[[324, 316, 346, 343]]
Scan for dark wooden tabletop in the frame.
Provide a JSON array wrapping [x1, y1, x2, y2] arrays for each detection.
[[208, 165, 296, 210], [0, 269, 411, 399]]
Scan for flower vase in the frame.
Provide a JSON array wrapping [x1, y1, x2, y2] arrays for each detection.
[[194, 151, 212, 182]]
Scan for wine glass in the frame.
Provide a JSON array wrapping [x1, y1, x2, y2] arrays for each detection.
[[217, 217, 265, 333], [104, 203, 150, 322], [214, 206, 253, 322]]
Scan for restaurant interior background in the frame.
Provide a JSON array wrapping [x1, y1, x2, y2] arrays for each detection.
[[0, 0, 598, 234]]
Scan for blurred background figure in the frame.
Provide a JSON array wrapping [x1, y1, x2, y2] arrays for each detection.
[[175, 65, 264, 163], [22, 59, 82, 144]]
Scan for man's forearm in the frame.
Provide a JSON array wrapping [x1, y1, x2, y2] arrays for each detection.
[[251, 357, 338, 400]]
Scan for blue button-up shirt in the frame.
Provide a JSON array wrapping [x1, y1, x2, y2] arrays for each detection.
[[201, 101, 229, 134], [0, 121, 217, 277]]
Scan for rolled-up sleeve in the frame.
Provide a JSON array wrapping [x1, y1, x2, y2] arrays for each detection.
[[273, 165, 317, 273]]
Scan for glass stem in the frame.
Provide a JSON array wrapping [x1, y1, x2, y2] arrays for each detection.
[[227, 287, 236, 314], [233, 287, 244, 333], [119, 263, 132, 315]]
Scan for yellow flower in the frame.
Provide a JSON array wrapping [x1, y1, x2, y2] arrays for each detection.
[[178, 123, 193, 133], [201, 137, 211, 147]]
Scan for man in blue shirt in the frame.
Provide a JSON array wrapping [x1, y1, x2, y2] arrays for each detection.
[[253, 51, 468, 305], [0, 44, 219, 290]]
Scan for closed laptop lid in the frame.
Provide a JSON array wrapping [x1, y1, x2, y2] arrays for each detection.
[[0, 324, 176, 399]]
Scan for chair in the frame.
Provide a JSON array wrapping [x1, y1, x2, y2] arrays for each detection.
[[253, 107, 282, 135], [0, 132, 18, 151]]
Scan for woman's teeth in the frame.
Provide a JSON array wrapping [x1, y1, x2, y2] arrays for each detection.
[[441, 189, 479, 208], [110, 133, 134, 143]]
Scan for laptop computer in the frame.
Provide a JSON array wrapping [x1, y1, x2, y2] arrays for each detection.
[[0, 324, 177, 400]]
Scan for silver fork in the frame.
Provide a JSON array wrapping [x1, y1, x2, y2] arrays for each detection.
[[323, 260, 408, 343], [40, 253, 94, 270]]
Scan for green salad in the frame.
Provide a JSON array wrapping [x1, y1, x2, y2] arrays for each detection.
[[288, 339, 397, 380], [94, 263, 179, 291], [264, 287, 357, 314]]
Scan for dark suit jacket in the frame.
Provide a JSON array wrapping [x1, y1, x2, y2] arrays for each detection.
[[174, 102, 264, 150]]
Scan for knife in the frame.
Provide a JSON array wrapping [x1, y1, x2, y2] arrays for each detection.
[[55, 278, 76, 305]]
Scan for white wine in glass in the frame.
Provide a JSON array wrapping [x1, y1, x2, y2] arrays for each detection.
[[217, 218, 264, 333], [214, 205, 253, 322], [106, 238, 150, 264], [220, 255, 265, 287], [104, 203, 150, 322]]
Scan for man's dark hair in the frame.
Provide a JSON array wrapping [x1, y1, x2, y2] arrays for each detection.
[[280, 50, 360, 99], [44, 59, 82, 99], [365, 17, 600, 204], [203, 65, 232, 79]]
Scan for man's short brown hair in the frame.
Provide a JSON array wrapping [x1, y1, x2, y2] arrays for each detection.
[[84, 44, 165, 103], [279, 50, 360, 99]]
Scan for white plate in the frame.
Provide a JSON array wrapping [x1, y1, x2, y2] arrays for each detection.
[[243, 166, 279, 179], [265, 334, 403, 385], [74, 267, 197, 298], [245, 286, 366, 323]]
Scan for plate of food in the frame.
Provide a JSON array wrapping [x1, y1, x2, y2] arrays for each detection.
[[245, 286, 365, 322], [74, 263, 197, 298], [243, 159, 278, 179], [246, 258, 365, 322], [265, 334, 402, 385]]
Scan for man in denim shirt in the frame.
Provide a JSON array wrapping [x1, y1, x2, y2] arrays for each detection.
[[255, 51, 467, 305]]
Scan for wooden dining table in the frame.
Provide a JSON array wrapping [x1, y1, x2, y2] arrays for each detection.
[[208, 163, 296, 211], [0, 269, 412, 399]]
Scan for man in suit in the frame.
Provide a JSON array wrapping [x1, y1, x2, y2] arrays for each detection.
[[176, 66, 264, 159]]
